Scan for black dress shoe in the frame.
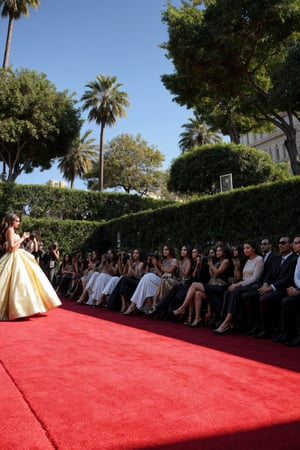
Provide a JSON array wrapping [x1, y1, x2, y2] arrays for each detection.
[[254, 330, 271, 339], [285, 336, 300, 347], [248, 325, 261, 336], [272, 332, 287, 343]]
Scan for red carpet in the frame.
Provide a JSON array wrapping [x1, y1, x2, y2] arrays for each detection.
[[0, 299, 300, 449]]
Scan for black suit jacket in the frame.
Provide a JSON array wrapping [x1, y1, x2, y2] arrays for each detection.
[[264, 253, 297, 293], [262, 251, 278, 280]]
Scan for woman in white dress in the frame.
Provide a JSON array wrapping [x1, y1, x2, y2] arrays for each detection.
[[85, 250, 117, 306], [0, 213, 61, 320], [123, 245, 178, 315]]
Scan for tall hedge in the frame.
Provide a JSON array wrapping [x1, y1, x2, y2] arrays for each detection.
[[84, 178, 300, 254], [0, 182, 172, 221], [3, 178, 300, 255]]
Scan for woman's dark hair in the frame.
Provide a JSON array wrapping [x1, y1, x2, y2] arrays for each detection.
[[180, 244, 192, 260], [232, 244, 243, 257], [244, 239, 260, 256], [232, 243, 247, 270], [216, 243, 231, 260], [132, 248, 144, 262], [62, 253, 72, 267], [161, 244, 176, 259]]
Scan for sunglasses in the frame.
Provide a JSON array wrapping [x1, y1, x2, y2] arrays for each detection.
[[278, 241, 289, 245], [293, 241, 300, 245], [260, 243, 268, 246]]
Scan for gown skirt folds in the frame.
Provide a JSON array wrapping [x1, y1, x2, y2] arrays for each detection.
[[0, 249, 62, 321], [130, 272, 161, 310]]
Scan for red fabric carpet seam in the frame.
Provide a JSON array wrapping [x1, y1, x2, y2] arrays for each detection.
[[0, 359, 59, 450]]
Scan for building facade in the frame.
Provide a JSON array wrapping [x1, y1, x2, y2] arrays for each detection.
[[46, 179, 68, 188], [240, 117, 300, 167]]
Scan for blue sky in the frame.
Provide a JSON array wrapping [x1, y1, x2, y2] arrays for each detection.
[[0, 0, 191, 189]]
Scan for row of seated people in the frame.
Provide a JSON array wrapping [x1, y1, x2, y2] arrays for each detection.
[[56, 238, 300, 347]]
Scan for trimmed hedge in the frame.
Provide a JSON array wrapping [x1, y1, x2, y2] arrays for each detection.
[[3, 178, 300, 255], [0, 182, 172, 221], [83, 177, 300, 253]]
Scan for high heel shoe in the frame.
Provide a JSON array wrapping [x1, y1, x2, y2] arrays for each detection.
[[173, 307, 185, 317], [190, 317, 202, 328], [205, 313, 212, 327], [213, 324, 231, 335], [184, 318, 192, 326], [123, 303, 136, 315], [94, 299, 104, 308], [147, 306, 158, 316]]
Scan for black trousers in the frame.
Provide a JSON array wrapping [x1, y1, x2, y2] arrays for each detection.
[[282, 296, 300, 340], [259, 291, 285, 334], [242, 290, 261, 330], [221, 285, 259, 320]]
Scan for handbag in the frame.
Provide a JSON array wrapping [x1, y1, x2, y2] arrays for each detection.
[[208, 276, 228, 287]]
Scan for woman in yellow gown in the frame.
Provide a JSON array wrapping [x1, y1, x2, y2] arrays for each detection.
[[0, 213, 61, 320]]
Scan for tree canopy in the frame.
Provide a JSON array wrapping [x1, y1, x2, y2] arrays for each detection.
[[167, 143, 290, 195], [0, 68, 81, 181], [162, 0, 300, 174], [85, 133, 165, 196]]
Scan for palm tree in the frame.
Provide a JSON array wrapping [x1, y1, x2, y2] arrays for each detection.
[[81, 74, 130, 191], [179, 112, 222, 153], [0, 0, 40, 179], [57, 130, 98, 188], [0, 0, 40, 68]]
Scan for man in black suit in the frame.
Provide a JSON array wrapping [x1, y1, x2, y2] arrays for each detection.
[[273, 238, 300, 346], [242, 238, 277, 334], [254, 236, 297, 338]]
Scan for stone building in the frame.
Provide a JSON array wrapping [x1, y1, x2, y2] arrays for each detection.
[[240, 117, 300, 168], [46, 179, 68, 188]]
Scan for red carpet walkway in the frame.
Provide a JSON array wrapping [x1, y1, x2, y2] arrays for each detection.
[[0, 299, 300, 449]]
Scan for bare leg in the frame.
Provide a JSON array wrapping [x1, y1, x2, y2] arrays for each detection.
[[77, 287, 88, 304], [190, 291, 206, 327], [120, 294, 128, 313], [173, 282, 205, 315], [205, 303, 213, 325], [123, 301, 137, 315], [184, 302, 194, 325], [94, 293, 105, 307]]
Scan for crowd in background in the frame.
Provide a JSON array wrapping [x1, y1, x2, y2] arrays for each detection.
[[17, 236, 300, 347]]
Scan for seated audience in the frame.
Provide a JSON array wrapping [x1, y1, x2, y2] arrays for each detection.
[[172, 244, 232, 327], [253, 236, 297, 339], [148, 246, 207, 320], [84, 250, 118, 306], [213, 240, 264, 335], [76, 250, 100, 303], [117, 249, 145, 312], [272, 237, 300, 346], [242, 238, 277, 334], [148, 245, 192, 315], [123, 244, 177, 315], [56, 253, 76, 297]]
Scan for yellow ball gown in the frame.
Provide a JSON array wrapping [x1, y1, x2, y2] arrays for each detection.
[[0, 238, 62, 320]]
